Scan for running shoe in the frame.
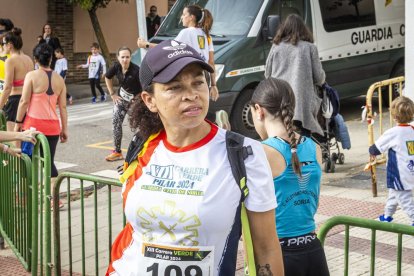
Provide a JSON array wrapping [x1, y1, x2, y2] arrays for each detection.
[[100, 94, 107, 102], [105, 150, 124, 162], [378, 214, 393, 222], [215, 110, 231, 130], [91, 97, 97, 104]]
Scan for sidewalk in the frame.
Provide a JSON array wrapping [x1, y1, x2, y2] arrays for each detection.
[[1, 107, 413, 275], [67, 82, 96, 102]]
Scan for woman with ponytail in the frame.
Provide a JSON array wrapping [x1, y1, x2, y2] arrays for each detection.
[[0, 28, 33, 131], [251, 78, 330, 276], [137, 5, 219, 102]]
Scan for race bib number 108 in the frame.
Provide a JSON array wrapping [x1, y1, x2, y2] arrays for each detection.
[[141, 243, 214, 276]]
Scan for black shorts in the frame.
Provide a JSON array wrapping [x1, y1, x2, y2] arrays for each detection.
[[280, 233, 330, 276], [3, 95, 21, 122]]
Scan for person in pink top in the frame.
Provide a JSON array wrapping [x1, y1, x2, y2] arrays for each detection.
[[14, 43, 68, 207]]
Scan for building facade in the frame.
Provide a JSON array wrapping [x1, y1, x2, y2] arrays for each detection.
[[1, 0, 175, 82]]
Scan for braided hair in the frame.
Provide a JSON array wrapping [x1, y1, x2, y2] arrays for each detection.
[[251, 78, 302, 176]]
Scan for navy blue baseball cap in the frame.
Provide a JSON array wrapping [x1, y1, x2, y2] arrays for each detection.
[[139, 40, 214, 91]]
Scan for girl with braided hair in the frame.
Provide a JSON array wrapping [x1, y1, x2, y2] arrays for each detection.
[[137, 4, 219, 103], [251, 78, 330, 276]]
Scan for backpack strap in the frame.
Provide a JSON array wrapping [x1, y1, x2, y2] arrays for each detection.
[[225, 131, 256, 276], [225, 131, 253, 201]]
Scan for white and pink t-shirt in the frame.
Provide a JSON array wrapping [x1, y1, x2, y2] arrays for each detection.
[[107, 123, 276, 276]]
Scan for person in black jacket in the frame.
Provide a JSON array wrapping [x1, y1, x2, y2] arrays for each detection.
[[146, 5, 161, 39], [42, 24, 61, 69], [104, 46, 142, 162]]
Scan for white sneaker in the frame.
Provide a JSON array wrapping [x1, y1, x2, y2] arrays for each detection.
[[215, 110, 231, 130]]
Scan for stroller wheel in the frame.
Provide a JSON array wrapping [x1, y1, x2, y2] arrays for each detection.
[[324, 158, 335, 173], [338, 153, 345, 164], [331, 152, 338, 163]]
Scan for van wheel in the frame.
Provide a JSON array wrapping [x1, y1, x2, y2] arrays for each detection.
[[382, 62, 404, 106], [230, 89, 259, 138]]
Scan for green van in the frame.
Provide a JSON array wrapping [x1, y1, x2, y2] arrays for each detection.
[[142, 0, 405, 137]]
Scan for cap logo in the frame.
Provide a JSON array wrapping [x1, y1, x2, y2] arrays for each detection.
[[163, 40, 194, 59], [162, 40, 187, 51]]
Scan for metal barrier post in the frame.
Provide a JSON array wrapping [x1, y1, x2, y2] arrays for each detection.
[[365, 76, 405, 197], [0, 147, 32, 270], [30, 134, 52, 276], [318, 215, 414, 276], [52, 172, 123, 276]]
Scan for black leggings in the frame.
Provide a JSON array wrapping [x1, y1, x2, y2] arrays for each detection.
[[112, 99, 129, 153], [89, 78, 105, 97], [45, 135, 59, 177], [280, 233, 330, 276]]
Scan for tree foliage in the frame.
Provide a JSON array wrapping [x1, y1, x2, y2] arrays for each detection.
[[67, 0, 129, 67], [67, 0, 128, 11]]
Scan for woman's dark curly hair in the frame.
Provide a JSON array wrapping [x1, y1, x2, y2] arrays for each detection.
[[129, 84, 164, 140]]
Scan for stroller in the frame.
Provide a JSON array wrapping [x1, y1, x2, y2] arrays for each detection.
[[311, 83, 351, 173]]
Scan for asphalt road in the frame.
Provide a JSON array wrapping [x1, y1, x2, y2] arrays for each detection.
[[53, 94, 373, 178]]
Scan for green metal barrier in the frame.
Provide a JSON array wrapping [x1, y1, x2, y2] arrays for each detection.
[[0, 149, 32, 270], [52, 171, 124, 276], [0, 133, 54, 275], [30, 134, 52, 276], [318, 215, 414, 276], [0, 110, 6, 131]]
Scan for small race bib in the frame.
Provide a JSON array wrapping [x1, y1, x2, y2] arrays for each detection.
[[120, 87, 134, 102], [139, 243, 214, 276]]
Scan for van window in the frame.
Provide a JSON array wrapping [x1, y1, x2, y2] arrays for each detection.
[[319, 0, 376, 32], [157, 0, 263, 37], [281, 0, 305, 20]]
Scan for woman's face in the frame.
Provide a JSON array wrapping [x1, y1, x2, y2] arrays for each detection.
[[181, 8, 195, 27], [143, 63, 209, 131], [44, 25, 52, 36], [117, 49, 131, 69]]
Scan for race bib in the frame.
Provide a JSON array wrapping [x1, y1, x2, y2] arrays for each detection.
[[139, 243, 214, 276], [120, 87, 134, 102], [0, 80, 4, 92]]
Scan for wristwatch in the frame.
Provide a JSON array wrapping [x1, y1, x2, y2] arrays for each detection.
[[145, 43, 150, 49]]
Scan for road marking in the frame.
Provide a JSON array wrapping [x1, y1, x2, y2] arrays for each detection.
[[55, 161, 77, 170], [86, 140, 127, 152], [65, 102, 114, 125]]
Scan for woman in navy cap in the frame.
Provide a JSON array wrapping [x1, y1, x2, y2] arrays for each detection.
[[107, 40, 284, 276]]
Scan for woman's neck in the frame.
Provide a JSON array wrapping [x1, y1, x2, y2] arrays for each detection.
[[122, 63, 130, 73], [164, 121, 211, 148], [10, 49, 20, 55], [264, 117, 290, 141], [39, 65, 51, 71]]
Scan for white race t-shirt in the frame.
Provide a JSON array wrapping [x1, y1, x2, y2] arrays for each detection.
[[375, 124, 414, 190], [54, 58, 68, 78], [81, 54, 106, 79], [175, 27, 214, 62], [109, 124, 276, 276]]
